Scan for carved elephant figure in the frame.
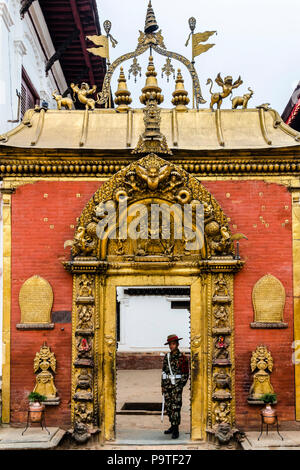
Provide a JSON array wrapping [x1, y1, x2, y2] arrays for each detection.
[[231, 87, 254, 109], [52, 90, 73, 110]]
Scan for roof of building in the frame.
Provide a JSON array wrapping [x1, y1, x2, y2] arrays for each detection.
[[0, 106, 299, 153], [282, 81, 300, 132], [39, 0, 106, 97]]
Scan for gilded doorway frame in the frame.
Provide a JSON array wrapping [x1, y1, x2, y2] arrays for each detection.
[[65, 257, 242, 443], [100, 272, 205, 442], [63, 153, 244, 442]]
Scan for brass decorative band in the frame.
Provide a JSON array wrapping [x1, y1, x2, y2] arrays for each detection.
[[2, 158, 300, 178]]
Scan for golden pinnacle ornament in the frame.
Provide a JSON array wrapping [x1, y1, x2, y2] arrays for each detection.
[[144, 0, 159, 34], [140, 55, 164, 105], [114, 67, 132, 112], [172, 69, 190, 111], [86, 1, 207, 108]]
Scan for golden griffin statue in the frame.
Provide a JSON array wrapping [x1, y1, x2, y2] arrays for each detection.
[[206, 73, 243, 110]]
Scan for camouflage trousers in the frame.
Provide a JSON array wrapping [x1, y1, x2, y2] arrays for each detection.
[[164, 385, 183, 426]]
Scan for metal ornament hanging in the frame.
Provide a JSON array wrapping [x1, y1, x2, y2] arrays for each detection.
[[128, 57, 142, 83], [161, 57, 175, 83]]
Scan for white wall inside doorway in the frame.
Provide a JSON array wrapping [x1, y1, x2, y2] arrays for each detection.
[[116, 287, 190, 353]]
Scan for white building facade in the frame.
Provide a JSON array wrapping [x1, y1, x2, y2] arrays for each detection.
[[0, 0, 67, 134], [117, 287, 190, 354]]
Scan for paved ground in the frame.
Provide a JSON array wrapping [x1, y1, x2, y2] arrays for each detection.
[[0, 426, 65, 450], [242, 430, 300, 450], [116, 369, 190, 440]]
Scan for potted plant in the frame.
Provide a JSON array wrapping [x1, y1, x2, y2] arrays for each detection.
[[260, 393, 277, 424], [28, 392, 46, 422]]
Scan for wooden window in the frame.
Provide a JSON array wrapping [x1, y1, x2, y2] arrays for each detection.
[[20, 68, 39, 118]]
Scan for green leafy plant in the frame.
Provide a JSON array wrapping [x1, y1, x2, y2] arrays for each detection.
[[28, 392, 46, 403], [261, 393, 277, 404]]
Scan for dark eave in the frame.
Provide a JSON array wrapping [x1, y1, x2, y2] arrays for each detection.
[[282, 81, 300, 132], [39, 0, 106, 105]]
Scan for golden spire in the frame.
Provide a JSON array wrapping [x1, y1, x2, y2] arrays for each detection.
[[114, 67, 132, 113], [140, 56, 164, 105], [144, 1, 159, 34], [172, 69, 190, 112]]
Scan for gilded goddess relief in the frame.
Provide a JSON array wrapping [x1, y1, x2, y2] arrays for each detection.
[[248, 345, 275, 403], [33, 343, 59, 404]]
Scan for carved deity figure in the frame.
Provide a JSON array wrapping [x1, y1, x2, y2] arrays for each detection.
[[74, 403, 93, 424], [213, 371, 231, 397], [77, 305, 93, 330], [72, 422, 91, 444], [213, 305, 229, 329], [124, 170, 140, 194], [75, 370, 93, 393], [33, 343, 57, 399], [213, 335, 230, 363], [136, 162, 171, 191], [214, 402, 230, 424], [213, 274, 229, 298], [162, 170, 183, 194], [76, 337, 92, 359], [78, 274, 94, 298], [249, 345, 274, 400], [215, 423, 233, 445]]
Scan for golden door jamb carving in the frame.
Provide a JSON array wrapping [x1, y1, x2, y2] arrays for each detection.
[[99, 273, 205, 442]]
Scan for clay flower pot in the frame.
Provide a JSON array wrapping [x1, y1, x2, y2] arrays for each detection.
[[261, 404, 276, 425], [29, 401, 44, 422]]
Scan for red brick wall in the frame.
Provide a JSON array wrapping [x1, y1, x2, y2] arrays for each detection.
[[203, 180, 294, 429], [117, 352, 190, 370], [10, 181, 101, 427], [10, 179, 295, 429]]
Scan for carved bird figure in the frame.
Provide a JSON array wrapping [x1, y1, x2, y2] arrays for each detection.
[[231, 233, 248, 241]]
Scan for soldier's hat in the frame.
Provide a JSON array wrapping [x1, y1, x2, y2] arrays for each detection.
[[164, 334, 183, 345]]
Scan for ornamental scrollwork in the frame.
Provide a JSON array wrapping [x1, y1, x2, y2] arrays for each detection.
[[71, 154, 234, 260]]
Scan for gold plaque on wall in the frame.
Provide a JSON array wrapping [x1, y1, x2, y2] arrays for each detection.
[[252, 274, 285, 323], [19, 275, 53, 324]]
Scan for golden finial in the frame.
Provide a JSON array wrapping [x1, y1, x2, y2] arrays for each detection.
[[114, 67, 132, 113], [144, 1, 159, 34], [172, 69, 190, 112], [140, 56, 164, 105]]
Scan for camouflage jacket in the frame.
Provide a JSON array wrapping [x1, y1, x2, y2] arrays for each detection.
[[161, 349, 189, 390]]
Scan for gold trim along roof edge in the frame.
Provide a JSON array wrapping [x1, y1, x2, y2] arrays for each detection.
[[0, 106, 299, 151]]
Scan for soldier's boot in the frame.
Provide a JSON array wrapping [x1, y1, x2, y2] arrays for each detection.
[[172, 425, 179, 439], [164, 425, 173, 434]]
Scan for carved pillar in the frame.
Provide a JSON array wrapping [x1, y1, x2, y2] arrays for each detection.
[[71, 270, 97, 436], [64, 259, 108, 441], [208, 268, 237, 435]]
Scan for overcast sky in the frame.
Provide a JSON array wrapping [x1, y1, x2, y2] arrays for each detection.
[[97, 0, 300, 113]]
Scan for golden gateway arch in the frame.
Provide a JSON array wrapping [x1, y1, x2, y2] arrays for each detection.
[[63, 153, 244, 442]]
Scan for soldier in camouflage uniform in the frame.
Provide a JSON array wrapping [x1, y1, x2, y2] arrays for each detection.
[[161, 334, 189, 439]]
